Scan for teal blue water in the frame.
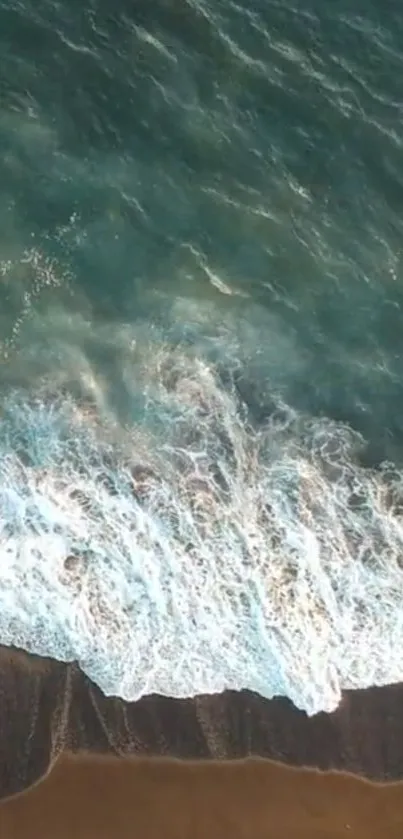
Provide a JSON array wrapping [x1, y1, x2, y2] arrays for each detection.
[[1, 0, 403, 715]]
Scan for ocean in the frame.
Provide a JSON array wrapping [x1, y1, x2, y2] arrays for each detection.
[[1, 0, 403, 716]]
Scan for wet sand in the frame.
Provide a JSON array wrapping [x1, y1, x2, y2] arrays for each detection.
[[3, 643, 403, 801], [1, 752, 403, 839], [1, 642, 403, 837]]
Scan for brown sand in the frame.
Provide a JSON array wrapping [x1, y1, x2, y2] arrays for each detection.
[[2, 644, 403, 836], [3, 642, 403, 802], [1, 752, 403, 839]]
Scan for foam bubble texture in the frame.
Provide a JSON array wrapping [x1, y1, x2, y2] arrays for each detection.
[[1, 343, 403, 716]]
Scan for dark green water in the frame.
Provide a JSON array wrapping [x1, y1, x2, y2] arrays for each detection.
[[1, 0, 403, 714], [1, 0, 403, 452]]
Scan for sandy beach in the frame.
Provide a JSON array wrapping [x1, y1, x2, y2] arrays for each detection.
[[1, 752, 403, 839], [1, 644, 403, 836], [2, 644, 403, 801]]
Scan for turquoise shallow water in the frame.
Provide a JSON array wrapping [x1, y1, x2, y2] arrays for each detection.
[[1, 0, 403, 715]]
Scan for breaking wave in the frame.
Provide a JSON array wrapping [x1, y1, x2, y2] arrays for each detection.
[[1, 305, 403, 717]]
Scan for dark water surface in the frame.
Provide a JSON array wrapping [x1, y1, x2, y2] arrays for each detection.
[[1, 0, 403, 444]]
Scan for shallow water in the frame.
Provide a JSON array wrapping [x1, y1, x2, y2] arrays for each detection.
[[1, 0, 403, 715]]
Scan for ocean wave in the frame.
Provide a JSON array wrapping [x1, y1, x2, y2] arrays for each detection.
[[1, 313, 403, 716]]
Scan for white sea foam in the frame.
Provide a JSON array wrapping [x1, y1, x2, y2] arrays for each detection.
[[1, 309, 403, 716]]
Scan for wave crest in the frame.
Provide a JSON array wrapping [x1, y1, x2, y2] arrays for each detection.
[[1, 330, 403, 716]]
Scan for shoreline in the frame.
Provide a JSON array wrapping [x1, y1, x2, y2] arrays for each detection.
[[1, 644, 403, 802]]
